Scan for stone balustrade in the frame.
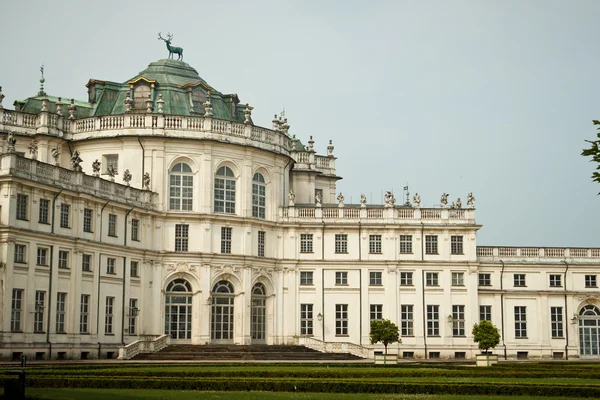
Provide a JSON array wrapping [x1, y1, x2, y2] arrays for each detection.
[[476, 246, 600, 260], [0, 153, 157, 209], [118, 334, 170, 360], [300, 336, 371, 358], [280, 206, 475, 224]]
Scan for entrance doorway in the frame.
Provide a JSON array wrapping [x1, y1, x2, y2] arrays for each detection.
[[211, 281, 234, 343], [579, 305, 600, 357], [164, 279, 192, 342], [251, 283, 266, 344]]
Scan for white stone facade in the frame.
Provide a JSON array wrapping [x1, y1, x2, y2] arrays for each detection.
[[0, 63, 599, 361]]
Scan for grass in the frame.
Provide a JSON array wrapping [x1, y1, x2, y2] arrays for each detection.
[[22, 389, 600, 400]]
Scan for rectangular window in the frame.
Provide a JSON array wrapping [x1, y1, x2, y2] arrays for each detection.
[[480, 305, 492, 322], [585, 275, 597, 288], [300, 304, 313, 335], [335, 304, 348, 335], [106, 257, 116, 274], [451, 272, 464, 286], [16, 194, 28, 220], [452, 305, 465, 336], [258, 231, 265, 257], [478, 273, 491, 287], [335, 271, 348, 285], [60, 203, 70, 228], [80, 294, 90, 334], [131, 219, 140, 241], [221, 227, 232, 254], [39, 198, 49, 224], [335, 234, 348, 254], [426, 272, 439, 287], [58, 250, 69, 269], [56, 292, 67, 333], [514, 306, 527, 338], [369, 271, 382, 286], [14, 244, 26, 263], [551, 306, 563, 338], [549, 274, 562, 287], [300, 271, 313, 285], [130, 261, 139, 277], [128, 298, 138, 335], [11, 289, 23, 332], [399, 235, 413, 254], [37, 247, 48, 266], [82, 254, 92, 272], [108, 214, 117, 237], [300, 234, 313, 253], [370, 304, 383, 322], [175, 224, 189, 252], [104, 154, 118, 174], [514, 274, 526, 287], [427, 305, 439, 336], [105, 296, 115, 334], [83, 208, 93, 233], [401, 305, 414, 336], [451, 235, 463, 255], [369, 234, 382, 254], [425, 235, 438, 254], [34, 291, 45, 333], [400, 272, 413, 286]]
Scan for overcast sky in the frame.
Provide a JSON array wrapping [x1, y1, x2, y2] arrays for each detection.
[[2, 1, 599, 247]]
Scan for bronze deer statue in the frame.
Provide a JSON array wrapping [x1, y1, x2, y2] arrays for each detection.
[[158, 32, 184, 61]]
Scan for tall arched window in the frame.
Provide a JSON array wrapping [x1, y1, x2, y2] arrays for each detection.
[[579, 305, 600, 357], [169, 163, 193, 211], [252, 173, 266, 219], [251, 282, 266, 343], [165, 279, 192, 340], [214, 166, 236, 214], [211, 280, 235, 342]]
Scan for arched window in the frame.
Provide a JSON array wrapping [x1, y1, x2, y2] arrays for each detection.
[[214, 166, 236, 214], [580, 305, 600, 316], [252, 173, 266, 219], [211, 280, 235, 342], [133, 85, 151, 109], [579, 305, 600, 357], [251, 282, 266, 343], [169, 163, 193, 211], [165, 279, 192, 340]]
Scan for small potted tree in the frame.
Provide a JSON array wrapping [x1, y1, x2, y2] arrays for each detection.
[[472, 320, 500, 366], [370, 319, 400, 364]]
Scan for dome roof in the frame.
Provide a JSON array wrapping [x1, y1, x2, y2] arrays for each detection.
[[127, 59, 210, 88]]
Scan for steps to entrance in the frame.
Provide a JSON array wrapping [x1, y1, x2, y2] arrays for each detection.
[[134, 344, 362, 361]]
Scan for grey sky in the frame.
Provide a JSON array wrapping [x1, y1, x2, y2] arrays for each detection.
[[2, 0, 599, 247]]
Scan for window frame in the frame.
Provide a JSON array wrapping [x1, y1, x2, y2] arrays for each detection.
[[335, 271, 348, 285], [83, 208, 93, 233], [252, 173, 266, 219], [369, 234, 382, 254], [478, 273, 491, 287], [56, 292, 67, 333], [131, 218, 140, 242], [258, 231, 265, 257], [82, 254, 92, 272], [300, 271, 314, 285], [585, 275, 597, 288], [80, 294, 90, 334], [39, 198, 50, 224], [480, 305, 492, 322], [58, 250, 69, 269], [221, 227, 232, 254], [214, 166, 236, 214], [514, 306, 527, 338], [401, 304, 414, 336], [334, 234, 348, 254], [175, 224, 189, 252], [400, 272, 413, 286], [14, 244, 26, 264], [514, 274, 526, 287], [106, 257, 116, 274], [549, 274, 562, 288], [427, 305, 440, 336], [399, 235, 413, 254], [59, 203, 70, 228], [16, 193, 28, 221], [451, 272, 464, 286], [11, 288, 23, 332], [335, 304, 348, 336], [425, 235, 438, 254], [369, 271, 383, 286], [130, 261, 139, 278], [37, 247, 49, 266], [551, 306, 563, 338], [450, 235, 463, 255], [426, 272, 439, 287], [169, 162, 194, 211], [300, 304, 313, 335], [300, 234, 313, 253], [128, 298, 138, 335], [452, 305, 465, 336], [105, 296, 115, 334], [370, 304, 383, 322], [107, 214, 117, 237], [34, 290, 45, 333]]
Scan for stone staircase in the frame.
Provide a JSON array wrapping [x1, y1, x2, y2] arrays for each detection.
[[133, 344, 363, 361]]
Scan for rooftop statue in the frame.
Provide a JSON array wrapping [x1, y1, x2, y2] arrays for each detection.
[[158, 32, 184, 61]]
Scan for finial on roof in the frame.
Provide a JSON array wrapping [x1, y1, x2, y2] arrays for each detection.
[[308, 135, 314, 152], [203, 90, 213, 117], [157, 94, 164, 114], [0, 86, 4, 109], [327, 140, 334, 156], [244, 104, 253, 124], [272, 114, 280, 131], [68, 98, 76, 120], [56, 97, 63, 117], [38, 64, 46, 96]]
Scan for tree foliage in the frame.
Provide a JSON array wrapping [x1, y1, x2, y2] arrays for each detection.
[[370, 319, 400, 354], [472, 320, 500, 353], [582, 120, 600, 192]]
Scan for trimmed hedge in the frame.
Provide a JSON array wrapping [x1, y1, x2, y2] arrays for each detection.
[[22, 376, 600, 397]]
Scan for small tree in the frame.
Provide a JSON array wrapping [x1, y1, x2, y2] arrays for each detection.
[[582, 120, 600, 192], [472, 320, 500, 354], [370, 319, 400, 355]]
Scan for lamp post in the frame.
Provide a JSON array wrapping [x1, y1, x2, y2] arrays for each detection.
[[317, 313, 323, 341]]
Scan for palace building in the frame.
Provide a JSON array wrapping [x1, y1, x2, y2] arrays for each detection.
[[0, 58, 599, 361]]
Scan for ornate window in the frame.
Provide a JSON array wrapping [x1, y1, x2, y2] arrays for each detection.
[[252, 173, 266, 219], [133, 85, 151, 109], [169, 163, 194, 211], [192, 89, 207, 113], [214, 166, 236, 214]]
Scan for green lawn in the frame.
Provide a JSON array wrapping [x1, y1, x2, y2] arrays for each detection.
[[22, 388, 600, 400]]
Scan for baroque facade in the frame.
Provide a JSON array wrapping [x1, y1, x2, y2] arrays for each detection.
[[0, 59, 599, 360]]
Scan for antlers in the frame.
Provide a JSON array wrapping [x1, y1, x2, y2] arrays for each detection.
[[157, 32, 174, 42]]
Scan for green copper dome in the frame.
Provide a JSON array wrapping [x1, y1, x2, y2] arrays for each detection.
[[15, 59, 249, 123]]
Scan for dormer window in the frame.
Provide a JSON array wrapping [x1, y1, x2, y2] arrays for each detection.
[[191, 89, 207, 113], [133, 84, 151, 109]]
